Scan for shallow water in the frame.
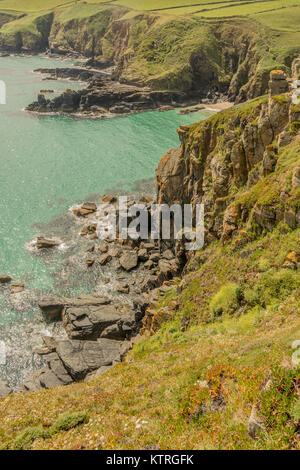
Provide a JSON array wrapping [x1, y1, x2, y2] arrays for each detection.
[[0, 55, 212, 387]]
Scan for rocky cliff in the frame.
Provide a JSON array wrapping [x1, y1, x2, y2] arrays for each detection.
[[156, 67, 300, 256]]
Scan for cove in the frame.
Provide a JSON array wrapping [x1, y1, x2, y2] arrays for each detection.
[[0, 55, 212, 387]]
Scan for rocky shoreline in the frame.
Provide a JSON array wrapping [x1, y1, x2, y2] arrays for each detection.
[[0, 194, 183, 396], [25, 61, 227, 118]]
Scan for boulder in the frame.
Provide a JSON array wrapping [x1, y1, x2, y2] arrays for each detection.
[[42, 352, 73, 386], [73, 202, 97, 217], [23, 360, 73, 391], [56, 339, 122, 381], [158, 259, 179, 281], [98, 242, 108, 253], [81, 223, 97, 236], [10, 282, 25, 295], [38, 296, 65, 320], [120, 251, 138, 271], [109, 246, 122, 258], [144, 260, 155, 270], [149, 252, 160, 263], [0, 275, 11, 284], [98, 253, 112, 265], [248, 405, 265, 438], [86, 258, 95, 267], [138, 248, 148, 261], [116, 282, 130, 294], [62, 300, 122, 340], [162, 249, 174, 260], [0, 380, 12, 397], [141, 274, 160, 292], [23, 370, 45, 392], [269, 70, 289, 96], [39, 369, 69, 389], [36, 237, 60, 249], [101, 194, 117, 205]]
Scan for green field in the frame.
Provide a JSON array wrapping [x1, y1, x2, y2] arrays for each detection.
[[0, 0, 300, 31]]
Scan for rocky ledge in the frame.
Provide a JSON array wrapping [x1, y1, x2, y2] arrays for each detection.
[[26, 67, 200, 117]]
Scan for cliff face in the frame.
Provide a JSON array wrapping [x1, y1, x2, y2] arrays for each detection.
[[0, 4, 299, 102], [156, 68, 300, 251]]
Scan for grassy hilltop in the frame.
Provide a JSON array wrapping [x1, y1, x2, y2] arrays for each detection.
[[0, 1, 300, 99]]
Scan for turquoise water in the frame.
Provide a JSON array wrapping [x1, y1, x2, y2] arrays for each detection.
[[0, 55, 212, 386]]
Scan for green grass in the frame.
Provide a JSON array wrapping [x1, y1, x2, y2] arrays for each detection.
[[0, 0, 76, 12], [252, 6, 300, 32]]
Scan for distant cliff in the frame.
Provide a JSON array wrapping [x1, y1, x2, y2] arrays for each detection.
[[0, 4, 300, 102]]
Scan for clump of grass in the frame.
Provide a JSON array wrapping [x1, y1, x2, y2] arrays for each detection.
[[290, 121, 300, 135], [209, 282, 241, 317], [245, 269, 299, 309], [13, 426, 48, 450], [51, 411, 88, 433]]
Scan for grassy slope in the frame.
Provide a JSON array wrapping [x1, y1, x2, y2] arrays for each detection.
[[0, 100, 299, 450]]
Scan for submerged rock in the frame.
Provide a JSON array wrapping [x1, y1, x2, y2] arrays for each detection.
[[36, 237, 60, 249], [10, 282, 25, 295], [73, 202, 97, 217], [120, 251, 138, 271], [0, 275, 12, 284]]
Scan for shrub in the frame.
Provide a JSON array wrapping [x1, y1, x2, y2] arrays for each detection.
[[254, 269, 299, 306], [13, 426, 47, 450], [209, 282, 240, 317], [51, 411, 88, 433], [245, 269, 299, 308]]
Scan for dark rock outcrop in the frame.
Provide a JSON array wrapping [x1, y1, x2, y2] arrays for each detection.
[[24, 336, 125, 390], [0, 275, 11, 284], [36, 237, 60, 249], [38, 296, 65, 320], [26, 77, 188, 117]]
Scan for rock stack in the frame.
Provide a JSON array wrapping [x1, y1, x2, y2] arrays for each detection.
[[268, 70, 289, 96]]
